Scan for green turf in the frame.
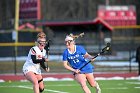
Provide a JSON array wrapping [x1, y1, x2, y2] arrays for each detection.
[[0, 80, 140, 93]]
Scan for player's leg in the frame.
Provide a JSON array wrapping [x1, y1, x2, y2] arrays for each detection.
[[36, 74, 44, 93], [85, 73, 101, 93], [25, 71, 40, 93], [75, 74, 91, 93]]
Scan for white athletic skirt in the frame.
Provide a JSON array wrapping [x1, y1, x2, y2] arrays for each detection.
[[22, 62, 41, 75]]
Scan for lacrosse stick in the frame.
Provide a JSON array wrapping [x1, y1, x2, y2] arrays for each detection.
[[74, 43, 110, 75], [45, 39, 51, 68]]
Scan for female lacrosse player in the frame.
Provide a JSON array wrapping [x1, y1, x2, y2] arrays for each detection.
[[23, 32, 50, 93], [62, 33, 101, 93]]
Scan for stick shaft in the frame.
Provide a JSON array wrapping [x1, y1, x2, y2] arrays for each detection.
[[79, 53, 100, 70], [46, 51, 49, 68], [73, 43, 110, 75], [45, 40, 50, 68]]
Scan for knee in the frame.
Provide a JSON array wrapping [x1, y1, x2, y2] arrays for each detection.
[[38, 78, 43, 83]]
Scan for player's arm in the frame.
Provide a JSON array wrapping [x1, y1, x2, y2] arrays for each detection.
[[44, 53, 49, 66], [84, 52, 92, 58], [84, 52, 95, 62], [80, 46, 94, 61], [43, 58, 50, 72], [31, 55, 47, 69], [31, 55, 49, 71], [31, 55, 45, 64], [40, 58, 48, 70], [43, 50, 50, 72], [30, 48, 48, 71], [63, 61, 80, 74]]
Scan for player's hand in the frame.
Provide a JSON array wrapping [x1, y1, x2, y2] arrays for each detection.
[[90, 58, 95, 62], [45, 67, 50, 72], [74, 69, 80, 74], [45, 58, 49, 62]]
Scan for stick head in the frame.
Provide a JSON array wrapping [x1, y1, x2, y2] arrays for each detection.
[[101, 43, 111, 53], [45, 40, 51, 52], [106, 43, 110, 51]]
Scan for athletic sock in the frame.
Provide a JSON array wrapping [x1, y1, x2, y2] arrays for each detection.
[[96, 82, 101, 93]]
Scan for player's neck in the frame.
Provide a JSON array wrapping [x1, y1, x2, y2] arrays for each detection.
[[37, 45, 43, 51], [69, 45, 75, 53]]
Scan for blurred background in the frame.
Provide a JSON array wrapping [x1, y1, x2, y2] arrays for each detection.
[[0, 0, 140, 75]]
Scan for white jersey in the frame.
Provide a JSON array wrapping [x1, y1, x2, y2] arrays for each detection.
[[23, 46, 47, 75]]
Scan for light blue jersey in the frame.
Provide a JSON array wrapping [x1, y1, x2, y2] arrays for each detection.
[[63, 45, 94, 73]]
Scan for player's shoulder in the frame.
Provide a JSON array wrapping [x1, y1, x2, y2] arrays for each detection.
[[30, 46, 40, 52], [63, 48, 68, 52], [63, 48, 69, 55], [31, 46, 37, 50], [76, 45, 84, 49]]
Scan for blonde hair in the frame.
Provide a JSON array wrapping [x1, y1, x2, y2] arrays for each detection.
[[36, 32, 46, 43], [65, 32, 84, 41], [37, 32, 46, 39]]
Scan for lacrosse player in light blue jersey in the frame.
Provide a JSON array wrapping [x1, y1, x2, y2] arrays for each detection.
[[62, 33, 101, 93]]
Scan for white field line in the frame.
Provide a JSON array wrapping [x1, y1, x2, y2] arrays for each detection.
[[0, 85, 69, 93], [104, 87, 128, 89], [125, 81, 140, 89], [125, 82, 140, 84], [134, 87, 140, 88]]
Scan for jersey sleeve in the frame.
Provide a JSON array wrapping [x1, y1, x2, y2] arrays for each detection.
[[79, 45, 87, 55], [62, 49, 68, 61], [30, 47, 45, 64], [30, 47, 36, 55]]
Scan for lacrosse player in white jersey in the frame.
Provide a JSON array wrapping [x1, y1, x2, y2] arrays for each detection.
[[23, 32, 50, 93]]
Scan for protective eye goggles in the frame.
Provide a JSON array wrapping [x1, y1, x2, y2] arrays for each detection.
[[65, 40, 73, 44], [38, 41, 47, 45]]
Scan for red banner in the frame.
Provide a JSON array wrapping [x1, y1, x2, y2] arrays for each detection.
[[19, 0, 41, 20], [98, 5, 136, 26]]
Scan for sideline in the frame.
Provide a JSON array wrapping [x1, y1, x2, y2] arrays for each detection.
[[0, 72, 139, 81]]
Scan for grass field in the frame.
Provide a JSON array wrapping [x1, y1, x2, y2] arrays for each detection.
[[0, 79, 140, 93]]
